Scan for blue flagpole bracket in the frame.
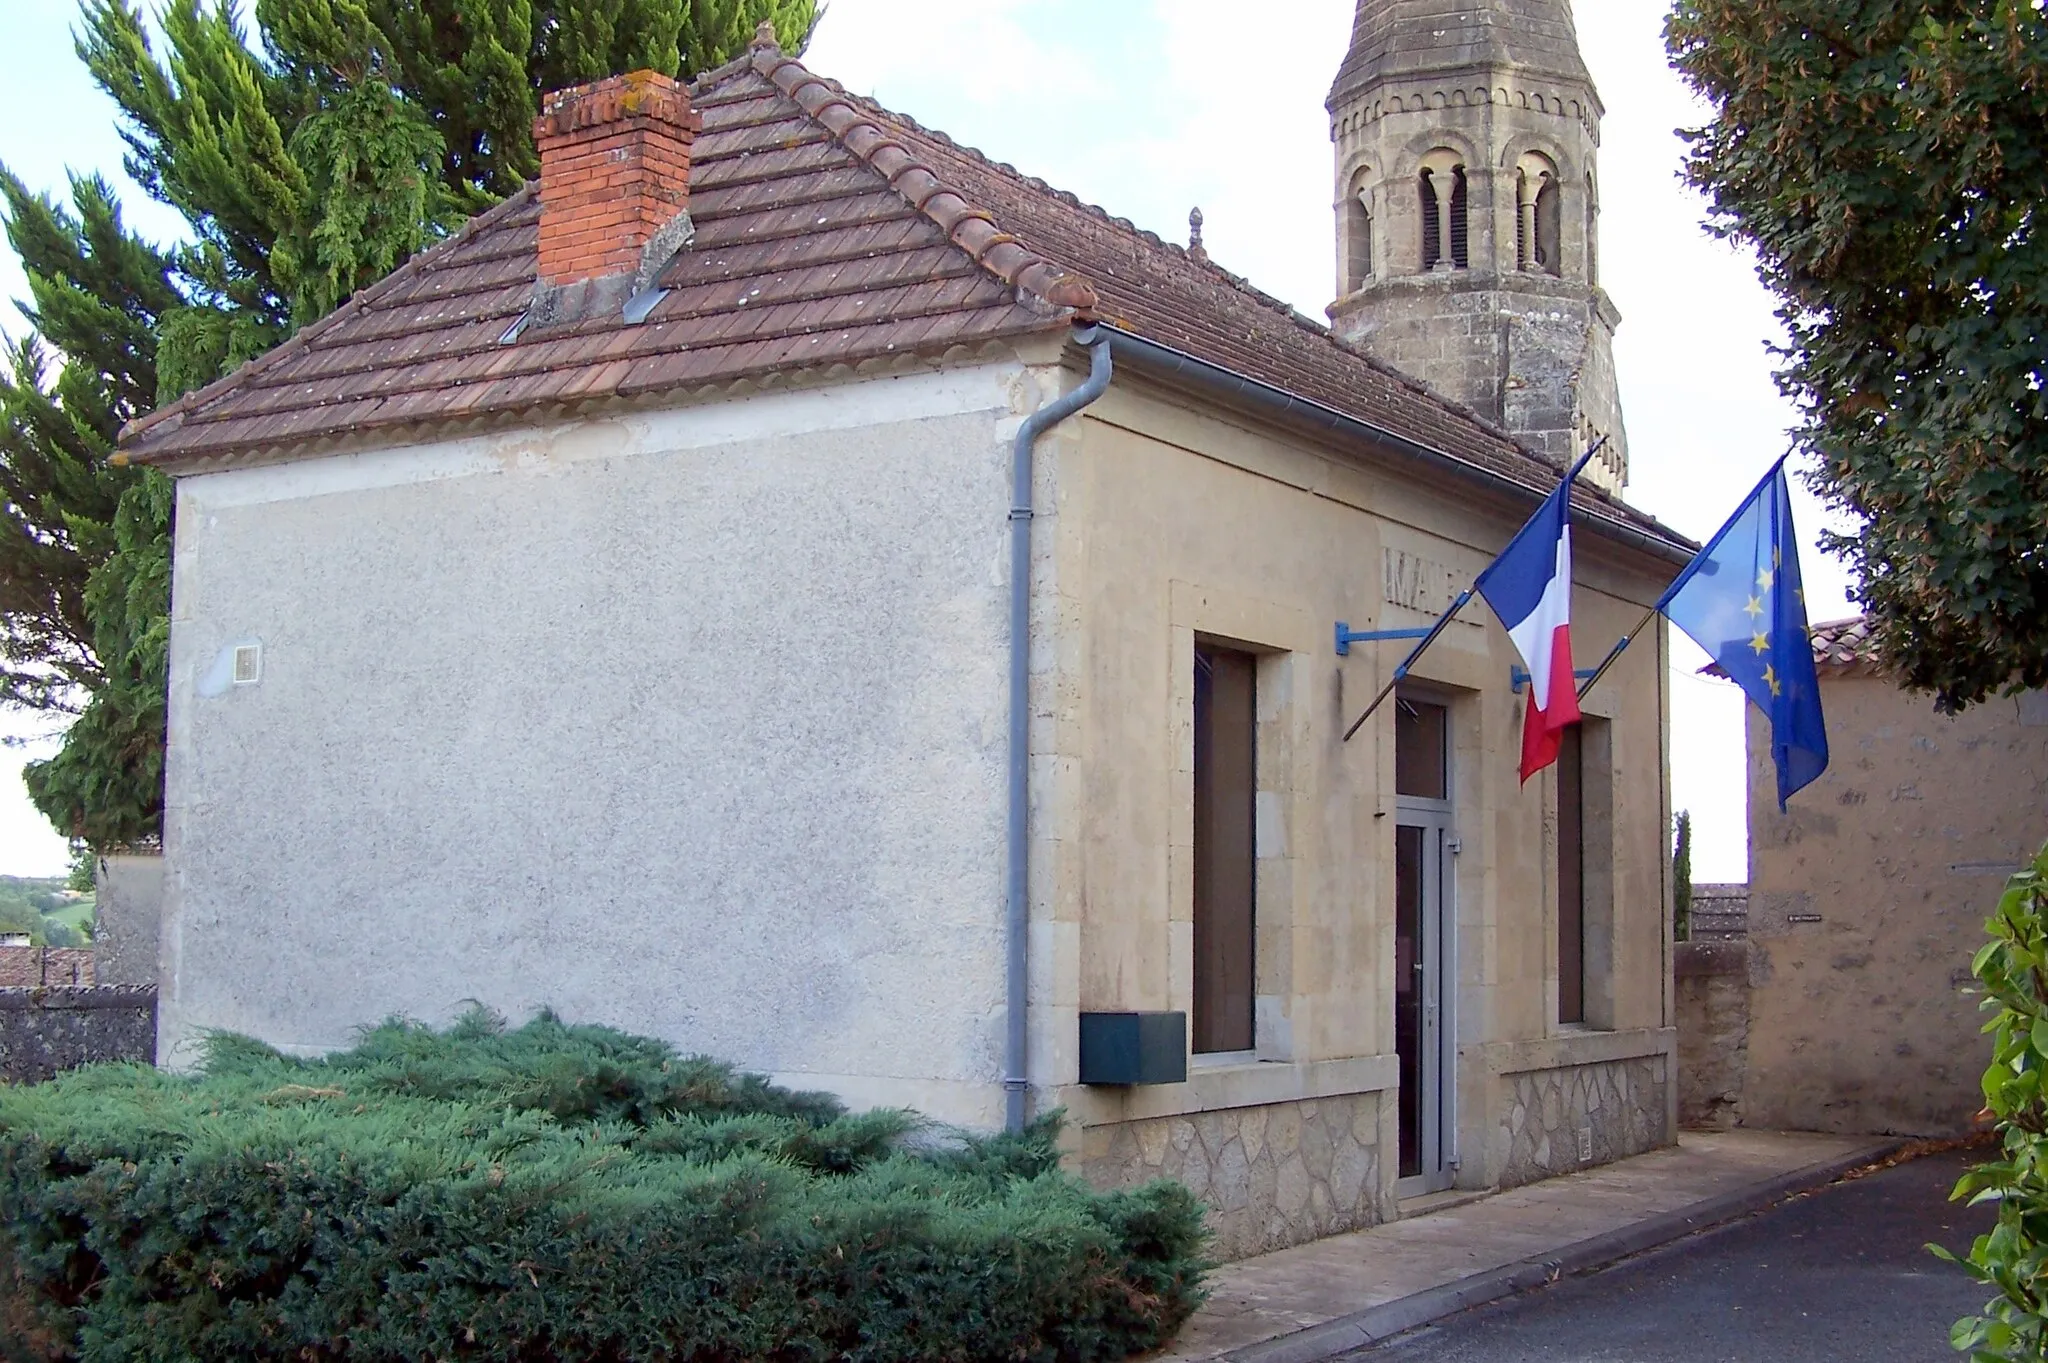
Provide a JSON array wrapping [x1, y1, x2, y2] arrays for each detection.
[[1335, 621, 1433, 656], [1511, 665, 1600, 694]]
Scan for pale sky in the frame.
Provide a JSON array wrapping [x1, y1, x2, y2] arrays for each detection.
[[0, 0, 1857, 881]]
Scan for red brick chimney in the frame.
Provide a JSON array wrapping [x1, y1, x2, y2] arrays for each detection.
[[532, 70, 702, 289]]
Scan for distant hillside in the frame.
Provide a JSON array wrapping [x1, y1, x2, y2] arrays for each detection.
[[0, 877, 93, 946]]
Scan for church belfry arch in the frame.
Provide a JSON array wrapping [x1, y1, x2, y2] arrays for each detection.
[[1342, 164, 1375, 293], [1325, 0, 1630, 490], [1513, 150, 1560, 275], [1416, 148, 1468, 271]]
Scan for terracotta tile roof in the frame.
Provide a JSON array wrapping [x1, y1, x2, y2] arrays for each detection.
[[1702, 616, 1879, 679], [119, 38, 1686, 555], [1808, 616, 1881, 675]]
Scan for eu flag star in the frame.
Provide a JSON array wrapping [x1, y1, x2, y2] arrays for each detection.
[[1659, 459, 1827, 808]]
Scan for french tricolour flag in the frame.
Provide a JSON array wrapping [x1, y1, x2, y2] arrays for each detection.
[[1475, 476, 1583, 782]]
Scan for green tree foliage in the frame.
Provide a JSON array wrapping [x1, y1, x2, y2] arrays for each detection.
[[1936, 842, 2048, 1360], [4, 0, 819, 849], [1666, 3, 2048, 710], [0, 875, 94, 945], [0, 1011, 1207, 1361], [1673, 809, 1693, 941], [21, 466, 170, 850], [0, 173, 174, 715]]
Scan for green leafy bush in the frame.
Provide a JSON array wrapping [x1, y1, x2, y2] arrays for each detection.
[[1938, 841, 2048, 1360], [0, 1011, 1207, 1362]]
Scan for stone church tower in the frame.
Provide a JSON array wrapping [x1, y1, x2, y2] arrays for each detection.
[[1327, 0, 1628, 491]]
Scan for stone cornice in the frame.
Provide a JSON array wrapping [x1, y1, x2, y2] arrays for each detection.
[[1332, 76, 1601, 146]]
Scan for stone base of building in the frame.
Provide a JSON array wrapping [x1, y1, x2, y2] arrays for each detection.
[[1499, 1054, 1670, 1188], [1078, 1092, 1389, 1260]]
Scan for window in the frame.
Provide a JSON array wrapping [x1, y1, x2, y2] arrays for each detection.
[[1448, 168, 1469, 269], [1418, 151, 1468, 271], [1344, 173, 1374, 292], [1557, 726, 1585, 1023], [1585, 173, 1599, 284], [1516, 152, 1560, 275], [1557, 718, 1614, 1026], [1395, 698, 1448, 800], [1193, 644, 1258, 1053]]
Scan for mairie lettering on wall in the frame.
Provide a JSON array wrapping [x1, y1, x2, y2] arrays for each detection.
[[1382, 547, 1474, 623]]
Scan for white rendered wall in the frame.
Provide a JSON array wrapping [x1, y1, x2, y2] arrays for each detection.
[[161, 362, 1035, 1126]]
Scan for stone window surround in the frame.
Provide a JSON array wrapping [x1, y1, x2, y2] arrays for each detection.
[[1546, 698, 1620, 1033], [1167, 580, 1310, 1064], [1057, 1027, 1673, 1137], [1481, 1024, 1674, 1082], [1055, 1052, 1398, 1130]]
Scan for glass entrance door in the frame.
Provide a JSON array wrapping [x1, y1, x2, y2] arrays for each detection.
[[1394, 696, 1455, 1194]]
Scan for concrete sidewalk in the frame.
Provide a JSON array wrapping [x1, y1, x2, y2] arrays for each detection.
[[1156, 1129, 1898, 1363]]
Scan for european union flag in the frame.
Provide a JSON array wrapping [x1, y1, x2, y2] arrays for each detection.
[[1659, 459, 1829, 808]]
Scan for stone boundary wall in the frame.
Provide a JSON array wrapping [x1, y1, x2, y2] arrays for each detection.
[[0, 985, 156, 1083], [0, 946, 94, 988], [1688, 884, 1750, 942], [1676, 940, 1752, 1129], [1498, 1054, 1669, 1188], [1079, 1092, 1389, 1260]]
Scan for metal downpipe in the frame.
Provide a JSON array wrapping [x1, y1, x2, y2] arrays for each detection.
[[1005, 325, 1111, 1132]]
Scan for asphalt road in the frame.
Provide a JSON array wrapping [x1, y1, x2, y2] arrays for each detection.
[[1358, 1147, 1995, 1363]]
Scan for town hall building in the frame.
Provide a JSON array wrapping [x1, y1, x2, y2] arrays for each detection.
[[122, 1, 1692, 1258]]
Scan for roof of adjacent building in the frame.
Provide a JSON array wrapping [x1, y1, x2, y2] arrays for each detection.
[[1807, 617, 1881, 675], [1703, 616, 1880, 680], [1328, 0, 1593, 108], [120, 35, 1681, 555]]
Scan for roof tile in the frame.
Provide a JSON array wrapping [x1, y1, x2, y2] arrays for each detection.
[[118, 42, 1685, 553]]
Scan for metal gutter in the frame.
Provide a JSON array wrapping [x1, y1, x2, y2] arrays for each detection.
[[1004, 325, 1113, 1132], [1088, 325, 1696, 568]]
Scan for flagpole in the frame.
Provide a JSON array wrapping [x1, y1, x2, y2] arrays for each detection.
[[1341, 588, 1472, 742], [1575, 454, 1792, 705], [1339, 436, 1607, 743], [1573, 603, 1660, 702]]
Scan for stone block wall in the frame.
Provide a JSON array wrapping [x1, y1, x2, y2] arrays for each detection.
[[0, 985, 156, 1083], [1078, 1093, 1389, 1260], [0, 947, 94, 988], [1499, 1054, 1668, 1188], [1676, 940, 1751, 1129], [1688, 884, 1750, 943]]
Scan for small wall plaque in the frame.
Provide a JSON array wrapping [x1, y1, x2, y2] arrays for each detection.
[[1787, 913, 1824, 924]]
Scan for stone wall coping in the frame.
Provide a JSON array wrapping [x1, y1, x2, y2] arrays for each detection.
[[1054, 1052, 1399, 1128], [0, 984, 158, 1012], [1481, 1025, 1675, 1078], [1675, 940, 1751, 979]]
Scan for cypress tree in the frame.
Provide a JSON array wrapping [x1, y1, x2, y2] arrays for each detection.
[[0, 172, 174, 716], [1672, 810, 1693, 942], [6, 0, 821, 849]]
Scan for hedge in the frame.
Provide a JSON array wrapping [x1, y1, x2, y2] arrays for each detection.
[[0, 1010, 1207, 1362]]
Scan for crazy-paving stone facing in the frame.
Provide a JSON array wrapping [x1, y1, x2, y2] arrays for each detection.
[[1501, 1055, 1669, 1187], [1080, 1094, 1388, 1260]]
